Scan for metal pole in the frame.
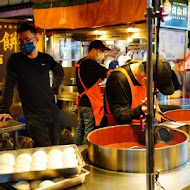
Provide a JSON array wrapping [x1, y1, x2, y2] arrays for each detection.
[[146, 0, 155, 189], [42, 29, 46, 53]]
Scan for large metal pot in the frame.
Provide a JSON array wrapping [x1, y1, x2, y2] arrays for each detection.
[[164, 109, 190, 135], [87, 125, 189, 173]]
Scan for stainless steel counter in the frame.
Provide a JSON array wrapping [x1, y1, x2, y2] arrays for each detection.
[[159, 98, 190, 111], [67, 144, 190, 190]]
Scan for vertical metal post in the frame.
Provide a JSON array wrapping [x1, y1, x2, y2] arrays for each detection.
[[146, 0, 155, 190], [182, 30, 188, 99]]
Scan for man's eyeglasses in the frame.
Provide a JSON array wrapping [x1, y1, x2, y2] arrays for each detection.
[[17, 36, 36, 45]]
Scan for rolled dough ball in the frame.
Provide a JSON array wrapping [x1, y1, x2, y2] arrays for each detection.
[[32, 150, 47, 159], [31, 161, 47, 171], [63, 161, 78, 168], [0, 165, 14, 173], [39, 180, 54, 188], [62, 154, 77, 163], [12, 181, 30, 190], [62, 147, 75, 155], [14, 163, 31, 173], [48, 149, 62, 157], [16, 153, 32, 163], [63, 157, 78, 165], [0, 153, 15, 166], [48, 155, 62, 163], [32, 157, 48, 164], [47, 161, 63, 169]]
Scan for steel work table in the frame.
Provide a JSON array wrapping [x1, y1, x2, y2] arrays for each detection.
[[67, 144, 190, 190], [0, 120, 25, 149], [159, 98, 190, 111]]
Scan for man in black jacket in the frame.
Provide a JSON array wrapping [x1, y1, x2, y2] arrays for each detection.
[[0, 24, 64, 147], [102, 55, 180, 126]]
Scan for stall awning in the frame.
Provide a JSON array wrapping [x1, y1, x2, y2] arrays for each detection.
[[33, 0, 147, 30]]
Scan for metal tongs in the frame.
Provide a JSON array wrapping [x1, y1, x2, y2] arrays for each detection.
[[156, 110, 189, 129], [156, 110, 175, 122]]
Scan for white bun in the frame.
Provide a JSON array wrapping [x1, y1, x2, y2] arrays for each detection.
[[13, 181, 30, 190], [63, 162, 78, 168], [48, 149, 62, 157], [62, 147, 75, 155], [62, 155, 77, 162], [16, 153, 32, 163], [32, 150, 47, 159], [0, 153, 15, 166], [32, 157, 48, 163], [47, 161, 63, 169], [39, 180, 54, 188], [30, 163, 47, 171], [63, 158, 78, 165], [14, 164, 31, 173], [0, 165, 14, 173], [48, 155, 62, 163]]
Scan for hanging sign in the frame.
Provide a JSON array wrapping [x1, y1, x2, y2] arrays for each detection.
[[0, 24, 17, 82], [161, 0, 188, 29]]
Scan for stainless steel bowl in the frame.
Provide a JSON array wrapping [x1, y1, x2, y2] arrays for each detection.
[[87, 125, 189, 173]]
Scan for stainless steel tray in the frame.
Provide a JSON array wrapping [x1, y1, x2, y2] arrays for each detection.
[[0, 144, 85, 183], [36, 168, 89, 190]]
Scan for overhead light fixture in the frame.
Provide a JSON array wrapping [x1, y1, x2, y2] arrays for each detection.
[[127, 28, 139, 32], [127, 28, 134, 32], [106, 41, 114, 45], [132, 33, 140, 38], [93, 30, 106, 35], [99, 35, 106, 40], [127, 37, 133, 43]]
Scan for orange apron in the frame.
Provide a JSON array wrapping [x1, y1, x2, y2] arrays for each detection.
[[105, 67, 146, 126], [75, 59, 104, 126]]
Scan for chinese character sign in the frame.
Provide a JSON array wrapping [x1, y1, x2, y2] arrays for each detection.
[[161, 0, 188, 28], [0, 24, 18, 82], [0, 31, 17, 52]]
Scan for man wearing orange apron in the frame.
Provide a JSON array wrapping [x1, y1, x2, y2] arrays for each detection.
[[73, 40, 111, 145], [101, 55, 180, 127]]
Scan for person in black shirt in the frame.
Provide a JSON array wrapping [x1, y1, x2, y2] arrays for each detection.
[[102, 55, 180, 126], [0, 24, 64, 147], [73, 40, 111, 145]]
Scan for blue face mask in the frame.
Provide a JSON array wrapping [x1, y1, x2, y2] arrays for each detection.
[[19, 42, 35, 54]]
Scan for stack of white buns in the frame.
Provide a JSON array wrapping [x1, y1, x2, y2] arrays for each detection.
[[0, 146, 78, 175], [14, 177, 66, 190]]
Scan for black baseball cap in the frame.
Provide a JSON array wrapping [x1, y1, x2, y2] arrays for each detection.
[[88, 40, 110, 52], [152, 55, 180, 95]]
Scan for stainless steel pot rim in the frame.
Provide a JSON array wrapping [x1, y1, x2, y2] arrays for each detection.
[[87, 124, 189, 150]]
